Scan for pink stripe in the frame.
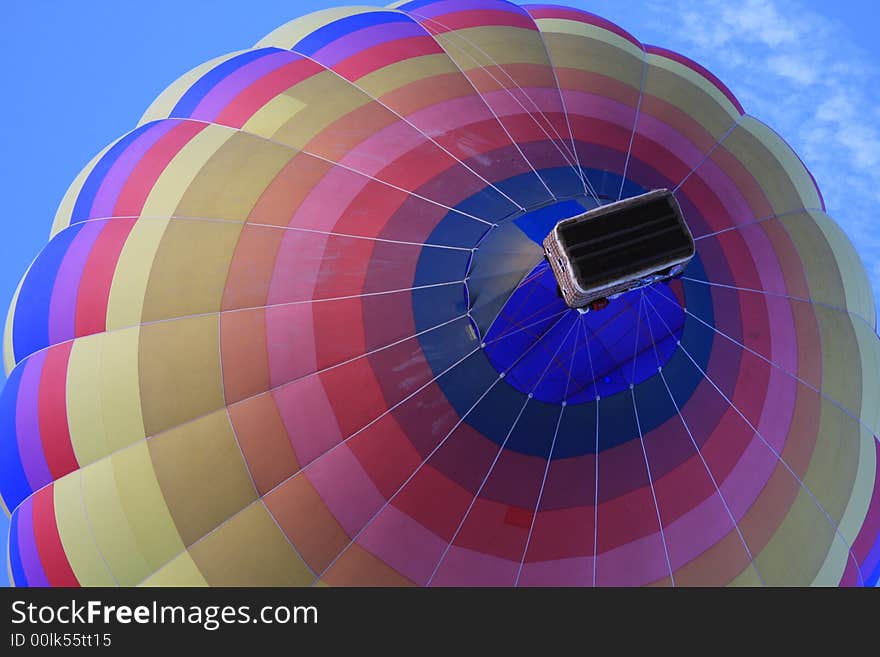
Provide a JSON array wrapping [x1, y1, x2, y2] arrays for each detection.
[[306, 444, 385, 536], [595, 530, 670, 585], [559, 90, 638, 129], [311, 22, 428, 67], [192, 50, 301, 122], [274, 376, 342, 466], [47, 220, 104, 346], [266, 230, 328, 306], [88, 120, 179, 220], [431, 545, 518, 586], [265, 304, 317, 389], [358, 503, 448, 584], [663, 491, 742, 572], [338, 121, 425, 177], [685, 154, 756, 233], [518, 554, 594, 586], [634, 109, 708, 172]]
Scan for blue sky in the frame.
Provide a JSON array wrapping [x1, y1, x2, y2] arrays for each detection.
[[1, 0, 878, 586]]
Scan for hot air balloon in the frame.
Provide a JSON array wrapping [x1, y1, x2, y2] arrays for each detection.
[[2, 0, 879, 587]]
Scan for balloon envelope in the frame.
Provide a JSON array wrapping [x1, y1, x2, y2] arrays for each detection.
[[2, 0, 879, 586]]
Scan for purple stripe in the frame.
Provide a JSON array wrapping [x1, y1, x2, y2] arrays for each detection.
[[310, 21, 428, 67], [88, 120, 180, 220], [408, 0, 526, 19], [47, 220, 106, 346], [16, 351, 52, 491], [191, 50, 303, 122], [16, 497, 51, 587]]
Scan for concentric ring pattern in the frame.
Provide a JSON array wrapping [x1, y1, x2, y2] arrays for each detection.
[[3, 0, 880, 587]]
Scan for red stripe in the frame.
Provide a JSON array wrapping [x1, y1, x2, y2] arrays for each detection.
[[31, 486, 79, 587], [334, 36, 444, 80], [216, 58, 324, 128], [37, 342, 78, 479], [74, 121, 206, 337], [421, 9, 536, 33], [73, 218, 136, 337], [114, 121, 207, 216]]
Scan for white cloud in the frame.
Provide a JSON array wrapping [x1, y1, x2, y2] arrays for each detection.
[[766, 54, 819, 85], [719, 0, 800, 47], [637, 0, 880, 320]]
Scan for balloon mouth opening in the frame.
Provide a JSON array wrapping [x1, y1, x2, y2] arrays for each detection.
[[542, 189, 695, 311], [464, 195, 688, 404]]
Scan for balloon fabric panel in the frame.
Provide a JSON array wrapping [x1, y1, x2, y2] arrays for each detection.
[[2, 0, 879, 587]]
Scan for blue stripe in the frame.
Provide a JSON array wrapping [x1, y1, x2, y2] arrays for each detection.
[[867, 552, 880, 587], [293, 12, 413, 55], [411, 247, 470, 288], [7, 504, 27, 586], [490, 169, 552, 211], [395, 0, 447, 13], [12, 223, 85, 363], [0, 365, 31, 513], [513, 199, 584, 244]]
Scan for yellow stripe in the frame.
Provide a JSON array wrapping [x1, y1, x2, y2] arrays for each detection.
[[532, 17, 644, 60], [174, 132, 292, 221], [107, 125, 234, 330], [53, 471, 116, 586], [3, 274, 25, 374], [81, 456, 153, 585], [112, 442, 185, 572], [139, 51, 248, 125], [147, 409, 256, 546], [66, 334, 108, 467], [242, 93, 307, 139], [100, 328, 146, 452], [806, 399, 870, 584], [106, 219, 170, 331], [811, 537, 849, 586], [138, 315, 225, 437], [188, 502, 313, 586], [778, 211, 851, 315], [434, 26, 552, 71], [645, 52, 741, 126], [140, 219, 243, 322], [808, 211, 876, 324], [728, 564, 762, 587], [139, 551, 208, 587], [356, 53, 458, 100], [535, 25, 644, 94], [141, 124, 235, 218], [753, 486, 837, 584], [270, 71, 373, 151], [742, 117, 823, 211]]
